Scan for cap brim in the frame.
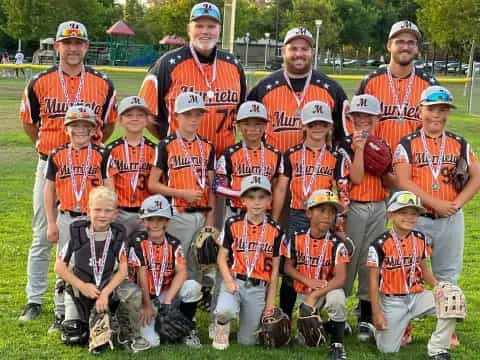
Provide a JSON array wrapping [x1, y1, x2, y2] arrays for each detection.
[[191, 15, 220, 22], [56, 36, 88, 42], [389, 29, 421, 40], [64, 118, 96, 126], [139, 212, 172, 219], [240, 185, 272, 197], [347, 109, 380, 115], [420, 101, 456, 109], [308, 201, 344, 212], [176, 106, 208, 114], [284, 35, 313, 46], [387, 203, 425, 214], [119, 104, 152, 116], [236, 116, 268, 122], [302, 118, 333, 125]]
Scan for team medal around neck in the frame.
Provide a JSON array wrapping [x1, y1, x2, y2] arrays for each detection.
[[420, 129, 446, 191], [176, 131, 206, 190], [283, 70, 312, 117], [242, 141, 265, 176], [67, 143, 92, 212], [242, 214, 267, 287], [301, 144, 326, 205], [304, 230, 330, 292], [148, 238, 169, 297], [58, 64, 85, 108], [89, 226, 112, 288], [123, 137, 145, 202], [189, 43, 217, 99], [386, 65, 415, 122], [391, 230, 417, 294]]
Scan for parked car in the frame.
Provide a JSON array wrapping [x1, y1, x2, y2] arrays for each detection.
[[367, 59, 383, 67]]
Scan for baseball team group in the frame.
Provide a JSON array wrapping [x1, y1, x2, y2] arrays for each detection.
[[16, 2, 480, 359]]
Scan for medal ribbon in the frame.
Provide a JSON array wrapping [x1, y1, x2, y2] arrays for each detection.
[[242, 214, 267, 278], [89, 226, 112, 288], [391, 230, 417, 294], [67, 143, 92, 207], [304, 230, 330, 281], [123, 138, 145, 196], [176, 131, 206, 189], [148, 239, 169, 297], [283, 70, 312, 112], [242, 141, 265, 177], [420, 129, 446, 185], [58, 64, 85, 108], [189, 43, 217, 95], [301, 144, 326, 199], [386, 65, 416, 120]]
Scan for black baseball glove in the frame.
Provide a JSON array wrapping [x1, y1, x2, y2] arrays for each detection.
[[154, 303, 195, 343]]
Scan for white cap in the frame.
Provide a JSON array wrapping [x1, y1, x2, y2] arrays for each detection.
[[283, 27, 314, 47], [348, 94, 381, 115], [240, 175, 272, 197], [388, 20, 421, 40], [118, 96, 151, 116], [236, 101, 268, 122], [420, 86, 456, 108], [190, 2, 221, 23], [301, 100, 333, 125], [387, 191, 425, 214], [56, 21, 88, 42], [140, 195, 173, 219], [306, 189, 344, 212], [174, 92, 208, 114], [64, 105, 96, 127]]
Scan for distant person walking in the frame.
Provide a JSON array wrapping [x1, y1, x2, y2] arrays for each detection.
[[15, 50, 25, 79]]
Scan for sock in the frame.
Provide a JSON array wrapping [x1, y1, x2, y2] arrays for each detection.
[[326, 320, 345, 344], [179, 301, 197, 321], [359, 300, 372, 323], [279, 277, 297, 318]]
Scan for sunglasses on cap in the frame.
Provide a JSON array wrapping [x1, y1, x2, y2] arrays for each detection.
[[309, 191, 338, 204], [61, 27, 87, 38], [67, 111, 93, 120], [191, 6, 220, 20], [389, 192, 421, 207], [423, 91, 453, 104]]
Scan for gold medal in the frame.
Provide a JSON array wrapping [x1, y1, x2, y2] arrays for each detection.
[[432, 182, 439, 191]]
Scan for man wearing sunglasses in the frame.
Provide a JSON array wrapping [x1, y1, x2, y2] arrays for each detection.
[[18, 20, 118, 324], [354, 20, 438, 154], [139, 2, 246, 158]]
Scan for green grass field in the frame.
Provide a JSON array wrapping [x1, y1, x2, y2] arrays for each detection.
[[0, 71, 479, 359]]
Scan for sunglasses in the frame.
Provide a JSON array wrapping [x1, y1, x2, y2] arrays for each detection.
[[389, 192, 421, 207], [422, 91, 453, 104], [191, 6, 220, 20]]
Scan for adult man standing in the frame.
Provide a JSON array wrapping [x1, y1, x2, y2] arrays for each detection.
[[15, 50, 25, 79], [139, 2, 246, 157], [18, 21, 117, 329], [355, 20, 438, 151], [248, 27, 348, 153]]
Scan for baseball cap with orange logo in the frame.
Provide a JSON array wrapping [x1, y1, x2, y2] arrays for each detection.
[[56, 21, 88, 42]]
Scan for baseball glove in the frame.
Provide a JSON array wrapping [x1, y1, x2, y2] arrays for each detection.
[[88, 310, 114, 353], [453, 156, 469, 192], [257, 308, 291, 348], [434, 281, 467, 320], [154, 303, 195, 342], [192, 226, 220, 267], [363, 135, 392, 176], [297, 303, 326, 347]]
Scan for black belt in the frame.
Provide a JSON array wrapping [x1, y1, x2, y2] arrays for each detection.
[[39, 153, 48, 161], [185, 206, 212, 213], [120, 207, 141, 213], [420, 213, 440, 220], [235, 274, 268, 287], [384, 294, 409, 297], [60, 210, 87, 217]]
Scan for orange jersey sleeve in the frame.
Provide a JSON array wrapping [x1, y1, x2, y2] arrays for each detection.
[[20, 65, 117, 156]]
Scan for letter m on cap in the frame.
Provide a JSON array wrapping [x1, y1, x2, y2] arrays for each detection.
[[313, 104, 323, 114], [250, 104, 260, 113], [359, 98, 368, 107], [188, 94, 198, 103], [250, 175, 262, 184]]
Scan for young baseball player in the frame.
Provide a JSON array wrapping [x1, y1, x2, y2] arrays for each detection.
[[213, 175, 283, 350], [54, 186, 128, 354], [338, 94, 392, 340], [272, 100, 349, 320], [283, 189, 350, 360], [104, 96, 157, 237], [215, 100, 283, 217], [45, 105, 106, 332], [128, 194, 203, 348], [368, 191, 458, 359]]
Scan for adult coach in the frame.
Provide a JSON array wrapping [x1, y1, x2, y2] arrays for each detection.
[[19, 20, 117, 323], [139, 2, 246, 157], [248, 27, 347, 153], [355, 20, 438, 151]]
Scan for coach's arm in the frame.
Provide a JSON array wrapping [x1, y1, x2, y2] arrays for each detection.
[[22, 123, 39, 144]]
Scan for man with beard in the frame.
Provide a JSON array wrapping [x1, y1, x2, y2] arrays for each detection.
[[18, 21, 117, 328], [354, 20, 438, 152], [139, 2, 246, 157], [248, 27, 348, 153]]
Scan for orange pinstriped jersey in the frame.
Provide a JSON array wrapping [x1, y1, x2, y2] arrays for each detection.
[[45, 143, 105, 212], [283, 230, 350, 295], [367, 230, 431, 296], [393, 130, 477, 214], [283, 144, 349, 209], [355, 67, 438, 150], [105, 137, 156, 208], [247, 70, 347, 152], [129, 232, 185, 296], [139, 45, 246, 156], [20, 65, 117, 156], [155, 133, 215, 211], [216, 141, 283, 209], [338, 136, 387, 202], [220, 214, 283, 283]]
